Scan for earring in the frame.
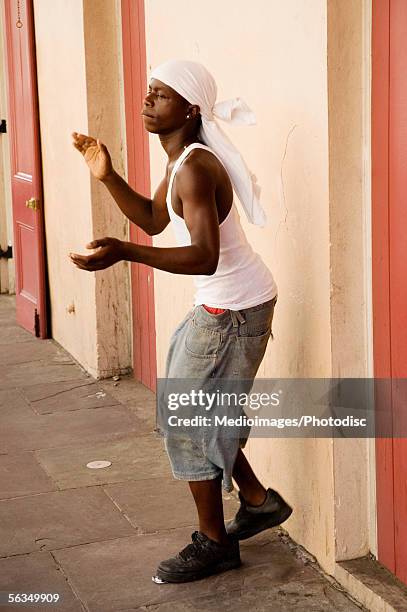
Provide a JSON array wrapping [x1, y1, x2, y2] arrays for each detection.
[[186, 114, 190, 119]]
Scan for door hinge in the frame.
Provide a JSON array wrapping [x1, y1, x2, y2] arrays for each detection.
[[0, 245, 12, 259], [0, 119, 6, 133], [34, 309, 40, 337]]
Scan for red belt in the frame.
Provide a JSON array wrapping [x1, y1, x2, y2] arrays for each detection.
[[203, 304, 226, 314]]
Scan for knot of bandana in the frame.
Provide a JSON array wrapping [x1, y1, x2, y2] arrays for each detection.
[[212, 98, 257, 125]]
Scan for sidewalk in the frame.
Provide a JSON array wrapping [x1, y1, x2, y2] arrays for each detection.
[[0, 295, 364, 611]]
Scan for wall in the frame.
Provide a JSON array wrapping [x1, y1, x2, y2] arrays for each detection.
[[82, 0, 132, 376], [145, 0, 336, 571], [327, 0, 372, 563], [32, 0, 131, 377], [145, 0, 374, 575]]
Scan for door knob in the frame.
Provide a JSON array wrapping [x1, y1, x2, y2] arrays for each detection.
[[25, 197, 40, 210]]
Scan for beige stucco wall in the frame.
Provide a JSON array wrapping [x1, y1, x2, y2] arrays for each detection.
[[328, 0, 371, 563], [32, 0, 131, 377], [145, 0, 372, 575]]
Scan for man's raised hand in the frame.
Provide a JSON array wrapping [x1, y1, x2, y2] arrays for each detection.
[[71, 132, 114, 182]]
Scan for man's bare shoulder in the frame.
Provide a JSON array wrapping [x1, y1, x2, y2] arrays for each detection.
[[183, 147, 223, 172], [176, 148, 227, 189], [174, 148, 233, 222]]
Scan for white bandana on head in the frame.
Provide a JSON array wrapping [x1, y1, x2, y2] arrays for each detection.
[[150, 59, 267, 227]]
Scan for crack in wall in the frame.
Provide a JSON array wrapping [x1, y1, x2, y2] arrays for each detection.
[[273, 124, 298, 254], [280, 123, 298, 225]]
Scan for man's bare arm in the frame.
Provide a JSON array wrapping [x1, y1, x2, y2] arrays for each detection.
[[120, 160, 220, 275], [120, 243, 216, 275], [102, 172, 170, 236], [71, 133, 170, 236], [70, 156, 220, 275]]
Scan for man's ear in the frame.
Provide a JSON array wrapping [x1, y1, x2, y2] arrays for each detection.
[[188, 104, 200, 119]]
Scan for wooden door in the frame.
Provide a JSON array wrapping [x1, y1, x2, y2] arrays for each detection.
[[121, 0, 157, 391], [373, 0, 407, 585], [3, 0, 48, 337]]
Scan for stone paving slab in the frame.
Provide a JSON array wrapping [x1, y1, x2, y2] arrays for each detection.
[[18, 380, 94, 403], [0, 324, 37, 344], [0, 306, 16, 319], [0, 451, 57, 499], [52, 529, 351, 611], [21, 380, 121, 414], [121, 400, 157, 432], [2, 361, 90, 389], [0, 486, 136, 557], [0, 294, 17, 309], [126, 578, 362, 611], [36, 434, 171, 490], [99, 378, 155, 406], [0, 340, 74, 367], [99, 378, 158, 430], [0, 551, 83, 611], [0, 398, 147, 453], [0, 387, 33, 411], [339, 556, 407, 611], [104, 477, 237, 534]]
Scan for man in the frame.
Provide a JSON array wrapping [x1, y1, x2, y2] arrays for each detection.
[[70, 60, 292, 584]]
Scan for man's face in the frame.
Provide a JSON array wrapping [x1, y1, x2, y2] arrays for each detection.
[[141, 78, 190, 134]]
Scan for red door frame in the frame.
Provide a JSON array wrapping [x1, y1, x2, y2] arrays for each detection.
[[121, 0, 157, 392], [373, 0, 407, 583], [3, 0, 48, 337], [372, 0, 393, 573]]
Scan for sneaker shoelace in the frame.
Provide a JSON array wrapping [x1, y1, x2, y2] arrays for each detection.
[[178, 531, 212, 563]]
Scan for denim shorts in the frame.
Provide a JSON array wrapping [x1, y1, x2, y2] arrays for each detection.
[[159, 295, 278, 492]]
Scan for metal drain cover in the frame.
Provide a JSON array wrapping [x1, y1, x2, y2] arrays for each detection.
[[86, 460, 112, 469]]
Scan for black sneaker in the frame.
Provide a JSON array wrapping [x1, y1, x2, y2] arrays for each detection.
[[154, 531, 241, 583], [226, 488, 292, 540]]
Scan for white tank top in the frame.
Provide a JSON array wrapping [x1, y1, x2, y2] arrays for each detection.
[[166, 143, 278, 310]]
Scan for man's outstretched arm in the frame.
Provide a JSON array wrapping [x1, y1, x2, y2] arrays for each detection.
[[121, 160, 220, 274], [101, 171, 171, 236], [70, 161, 220, 276], [72, 132, 170, 236], [120, 243, 217, 275]]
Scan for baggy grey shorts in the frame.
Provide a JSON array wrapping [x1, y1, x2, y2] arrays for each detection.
[[159, 295, 278, 492]]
